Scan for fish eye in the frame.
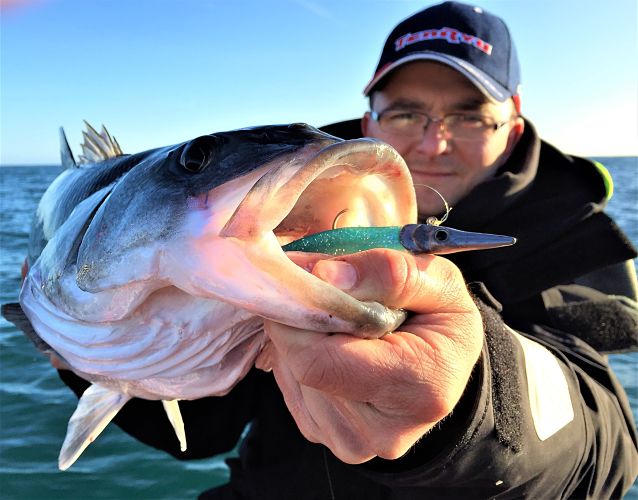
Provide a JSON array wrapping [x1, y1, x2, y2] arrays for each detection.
[[179, 135, 219, 173], [180, 147, 207, 172]]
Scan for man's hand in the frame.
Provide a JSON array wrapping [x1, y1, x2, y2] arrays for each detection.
[[255, 248, 484, 464]]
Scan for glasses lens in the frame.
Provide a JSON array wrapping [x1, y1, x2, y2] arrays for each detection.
[[377, 110, 504, 141], [444, 115, 492, 141], [379, 110, 427, 136]]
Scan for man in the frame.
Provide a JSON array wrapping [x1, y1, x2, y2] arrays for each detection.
[[60, 2, 638, 498]]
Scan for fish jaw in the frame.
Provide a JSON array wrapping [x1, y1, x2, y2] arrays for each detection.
[[223, 138, 416, 236], [168, 139, 417, 338]]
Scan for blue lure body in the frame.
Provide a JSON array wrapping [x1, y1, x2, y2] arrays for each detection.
[[282, 224, 517, 256]]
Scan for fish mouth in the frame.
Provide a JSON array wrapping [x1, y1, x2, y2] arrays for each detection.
[[194, 138, 417, 338], [221, 138, 416, 245]]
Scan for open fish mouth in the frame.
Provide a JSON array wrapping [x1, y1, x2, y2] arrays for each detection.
[[226, 138, 416, 245], [163, 137, 417, 339], [71, 136, 415, 296]]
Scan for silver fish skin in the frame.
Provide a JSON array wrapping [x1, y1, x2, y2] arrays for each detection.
[[6, 122, 417, 469]]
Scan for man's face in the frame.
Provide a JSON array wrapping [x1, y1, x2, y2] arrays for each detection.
[[362, 62, 524, 219]]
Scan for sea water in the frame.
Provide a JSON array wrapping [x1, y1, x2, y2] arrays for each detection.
[[1, 158, 636, 499]]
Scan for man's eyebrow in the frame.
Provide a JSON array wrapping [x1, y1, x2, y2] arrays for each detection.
[[453, 97, 491, 111], [382, 98, 427, 110], [381, 96, 491, 112]]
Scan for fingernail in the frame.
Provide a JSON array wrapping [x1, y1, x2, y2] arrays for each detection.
[[313, 260, 357, 290]]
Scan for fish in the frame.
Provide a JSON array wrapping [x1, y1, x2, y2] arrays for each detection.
[[2, 121, 419, 470]]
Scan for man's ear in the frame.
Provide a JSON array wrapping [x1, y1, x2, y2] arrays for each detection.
[[504, 117, 525, 158]]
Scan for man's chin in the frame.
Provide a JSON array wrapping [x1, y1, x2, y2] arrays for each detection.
[[410, 173, 465, 219], [415, 190, 454, 220]]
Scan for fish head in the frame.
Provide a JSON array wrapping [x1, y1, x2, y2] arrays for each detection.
[[68, 123, 417, 338], [32, 124, 414, 340]]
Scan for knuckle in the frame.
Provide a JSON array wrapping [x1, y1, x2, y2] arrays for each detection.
[[368, 249, 424, 307], [388, 253, 422, 306]]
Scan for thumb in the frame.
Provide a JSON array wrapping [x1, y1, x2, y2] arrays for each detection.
[[309, 249, 468, 315]]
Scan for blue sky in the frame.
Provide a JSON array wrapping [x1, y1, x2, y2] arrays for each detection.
[[1, 0, 637, 165]]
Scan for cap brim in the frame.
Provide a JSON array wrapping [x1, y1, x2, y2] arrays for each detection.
[[363, 52, 511, 102]]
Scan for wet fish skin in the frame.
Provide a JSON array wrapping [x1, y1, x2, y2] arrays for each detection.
[[28, 123, 334, 268]]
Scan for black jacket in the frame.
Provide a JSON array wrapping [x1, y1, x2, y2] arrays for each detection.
[[60, 119, 638, 499]]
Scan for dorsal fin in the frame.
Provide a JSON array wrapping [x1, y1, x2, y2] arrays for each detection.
[[59, 127, 77, 169], [78, 121, 123, 164]]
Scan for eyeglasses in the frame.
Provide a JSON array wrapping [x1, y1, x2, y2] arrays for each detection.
[[370, 109, 512, 141]]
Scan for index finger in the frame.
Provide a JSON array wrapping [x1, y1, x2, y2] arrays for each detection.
[[290, 248, 475, 315]]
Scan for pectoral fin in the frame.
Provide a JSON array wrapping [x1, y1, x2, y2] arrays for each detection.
[[1, 302, 55, 354], [162, 400, 187, 452], [58, 384, 131, 470]]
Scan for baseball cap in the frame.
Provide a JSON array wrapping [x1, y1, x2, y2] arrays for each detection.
[[364, 1, 521, 111]]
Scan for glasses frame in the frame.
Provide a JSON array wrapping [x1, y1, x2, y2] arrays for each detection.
[[370, 108, 512, 141]]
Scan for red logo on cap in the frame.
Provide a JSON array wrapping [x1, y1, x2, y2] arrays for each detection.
[[395, 27, 492, 55]]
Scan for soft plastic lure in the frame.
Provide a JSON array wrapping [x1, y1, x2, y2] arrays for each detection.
[[282, 223, 516, 256]]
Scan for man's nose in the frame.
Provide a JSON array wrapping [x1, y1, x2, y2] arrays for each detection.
[[414, 122, 448, 156]]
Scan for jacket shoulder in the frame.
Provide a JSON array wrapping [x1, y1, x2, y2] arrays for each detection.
[[319, 119, 363, 140]]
